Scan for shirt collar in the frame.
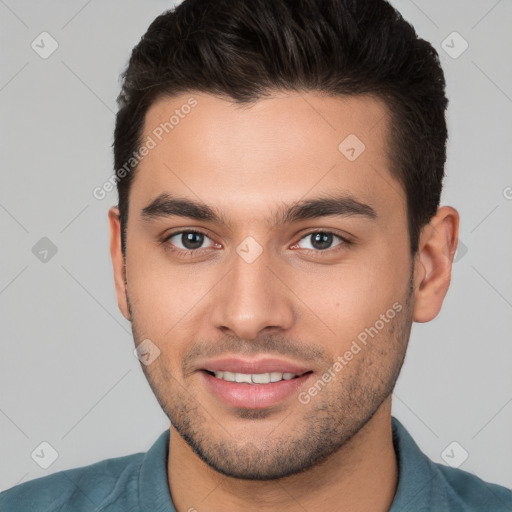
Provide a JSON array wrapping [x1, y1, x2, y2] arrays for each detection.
[[389, 416, 435, 512], [139, 429, 176, 512]]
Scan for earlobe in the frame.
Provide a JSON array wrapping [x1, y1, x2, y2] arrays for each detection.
[[108, 206, 131, 321], [412, 206, 460, 323]]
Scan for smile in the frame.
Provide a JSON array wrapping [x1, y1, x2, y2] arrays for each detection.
[[210, 370, 302, 384], [201, 370, 313, 409]]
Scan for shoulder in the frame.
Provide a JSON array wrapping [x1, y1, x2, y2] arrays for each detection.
[[390, 416, 512, 512], [0, 452, 144, 512], [432, 461, 512, 511]]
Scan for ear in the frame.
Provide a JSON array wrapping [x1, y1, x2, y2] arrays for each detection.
[[108, 206, 131, 321], [412, 206, 460, 323]]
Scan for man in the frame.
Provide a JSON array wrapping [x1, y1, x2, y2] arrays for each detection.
[[1, 0, 510, 511]]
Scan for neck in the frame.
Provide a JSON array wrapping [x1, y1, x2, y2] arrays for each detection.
[[168, 398, 398, 512]]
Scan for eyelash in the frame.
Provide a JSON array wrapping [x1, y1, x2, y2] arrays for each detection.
[[161, 229, 353, 258]]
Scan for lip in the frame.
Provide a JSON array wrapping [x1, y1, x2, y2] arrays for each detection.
[[200, 370, 313, 409], [199, 357, 312, 375]]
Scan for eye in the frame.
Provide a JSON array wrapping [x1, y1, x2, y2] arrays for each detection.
[[163, 230, 216, 252], [294, 231, 348, 252]]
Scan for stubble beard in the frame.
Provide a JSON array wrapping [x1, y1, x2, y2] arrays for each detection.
[[127, 266, 415, 480]]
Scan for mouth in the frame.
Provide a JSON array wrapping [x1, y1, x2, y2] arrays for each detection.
[[203, 369, 311, 384], [199, 367, 314, 409]]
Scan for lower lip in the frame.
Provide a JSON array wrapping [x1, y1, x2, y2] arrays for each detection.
[[201, 371, 313, 409]]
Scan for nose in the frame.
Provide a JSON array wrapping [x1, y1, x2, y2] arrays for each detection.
[[209, 248, 295, 341]]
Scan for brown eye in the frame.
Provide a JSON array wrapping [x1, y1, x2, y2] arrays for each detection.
[[164, 231, 215, 252], [297, 231, 345, 251]]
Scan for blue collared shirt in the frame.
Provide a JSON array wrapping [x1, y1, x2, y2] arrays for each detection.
[[1, 417, 510, 511]]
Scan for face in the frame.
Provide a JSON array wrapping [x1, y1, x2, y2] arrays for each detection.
[[113, 91, 417, 479]]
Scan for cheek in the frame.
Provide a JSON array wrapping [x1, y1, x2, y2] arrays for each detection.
[[289, 251, 408, 350], [126, 247, 177, 322], [126, 248, 218, 339]]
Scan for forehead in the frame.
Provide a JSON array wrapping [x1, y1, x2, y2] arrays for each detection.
[[130, 91, 405, 225]]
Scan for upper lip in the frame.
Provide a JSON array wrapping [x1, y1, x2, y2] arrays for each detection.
[[199, 357, 312, 375]]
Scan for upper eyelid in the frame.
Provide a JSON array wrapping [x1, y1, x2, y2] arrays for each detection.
[[296, 231, 347, 244], [163, 229, 349, 249], [164, 230, 217, 248]]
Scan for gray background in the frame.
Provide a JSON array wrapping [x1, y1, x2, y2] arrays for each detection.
[[1, 0, 511, 493]]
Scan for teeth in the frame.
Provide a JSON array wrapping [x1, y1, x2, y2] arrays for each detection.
[[252, 373, 271, 384], [213, 371, 300, 384], [270, 372, 282, 382], [235, 372, 252, 384]]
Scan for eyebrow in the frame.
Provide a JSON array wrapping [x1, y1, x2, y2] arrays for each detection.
[[140, 192, 377, 227]]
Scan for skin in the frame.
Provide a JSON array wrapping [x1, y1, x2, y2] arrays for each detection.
[[108, 91, 459, 512]]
